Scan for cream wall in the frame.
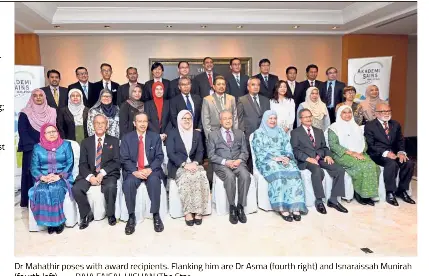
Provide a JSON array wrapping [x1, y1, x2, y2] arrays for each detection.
[[405, 36, 417, 137], [39, 35, 342, 86]]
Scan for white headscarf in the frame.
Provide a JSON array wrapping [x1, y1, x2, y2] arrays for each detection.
[[177, 110, 193, 161], [302, 87, 328, 121], [329, 105, 365, 153], [68, 88, 85, 126]]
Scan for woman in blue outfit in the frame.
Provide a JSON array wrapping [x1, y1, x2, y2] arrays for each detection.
[[28, 123, 74, 234], [252, 110, 308, 222]]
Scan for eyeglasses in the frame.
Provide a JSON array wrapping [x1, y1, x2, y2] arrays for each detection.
[[375, 110, 392, 114], [182, 117, 192, 121], [301, 115, 313, 119], [44, 130, 58, 135], [344, 91, 356, 95], [77, 72, 88, 76]]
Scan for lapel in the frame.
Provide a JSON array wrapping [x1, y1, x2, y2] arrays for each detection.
[[101, 136, 110, 163], [300, 126, 314, 147], [89, 136, 96, 168], [375, 120, 391, 143], [217, 130, 229, 148], [210, 95, 223, 113], [246, 94, 261, 116], [65, 107, 74, 123], [259, 74, 268, 89], [144, 132, 151, 161], [44, 87, 57, 108], [130, 131, 139, 161], [78, 82, 89, 102]]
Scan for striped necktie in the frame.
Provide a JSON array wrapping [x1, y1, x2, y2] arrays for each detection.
[[95, 138, 102, 172], [307, 127, 316, 147], [383, 121, 390, 139], [235, 75, 240, 87]]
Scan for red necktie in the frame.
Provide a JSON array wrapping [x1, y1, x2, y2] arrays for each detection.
[[208, 73, 213, 87], [138, 135, 145, 170]]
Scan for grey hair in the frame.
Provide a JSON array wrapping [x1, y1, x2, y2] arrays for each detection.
[[219, 109, 233, 120], [93, 113, 109, 127], [247, 76, 260, 86], [179, 76, 192, 86], [298, 108, 312, 118]]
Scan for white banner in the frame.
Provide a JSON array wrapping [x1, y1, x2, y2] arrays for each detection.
[[14, 65, 45, 191], [347, 56, 392, 102]]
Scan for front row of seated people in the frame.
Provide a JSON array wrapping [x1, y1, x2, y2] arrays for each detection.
[[28, 103, 415, 235]]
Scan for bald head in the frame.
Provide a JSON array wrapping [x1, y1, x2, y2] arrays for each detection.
[[375, 103, 391, 121]]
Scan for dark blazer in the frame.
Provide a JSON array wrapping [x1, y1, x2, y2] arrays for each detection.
[[166, 129, 204, 178], [56, 106, 89, 141], [76, 134, 121, 181], [168, 77, 197, 100], [41, 86, 68, 109], [170, 93, 203, 130], [142, 79, 171, 102], [296, 80, 323, 107], [120, 130, 165, 180], [237, 94, 270, 139], [320, 80, 346, 108], [119, 102, 139, 139], [225, 73, 249, 99], [290, 126, 332, 170], [253, 73, 279, 99], [144, 100, 173, 134], [67, 81, 94, 108], [364, 119, 406, 159], [92, 80, 120, 107], [117, 82, 144, 107], [17, 113, 39, 153], [193, 71, 220, 98]]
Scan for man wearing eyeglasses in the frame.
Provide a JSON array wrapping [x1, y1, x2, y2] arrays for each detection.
[[68, 66, 94, 107], [92, 63, 120, 107], [364, 103, 415, 206]]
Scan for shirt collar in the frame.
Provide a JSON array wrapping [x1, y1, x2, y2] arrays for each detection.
[[377, 118, 389, 125], [136, 131, 146, 139], [79, 81, 88, 87], [328, 80, 336, 85], [261, 73, 269, 78], [303, 125, 313, 131], [95, 134, 106, 141], [154, 78, 162, 83], [221, 127, 232, 134], [233, 72, 240, 77], [50, 85, 59, 90]]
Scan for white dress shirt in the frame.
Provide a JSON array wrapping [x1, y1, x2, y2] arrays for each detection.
[[220, 127, 234, 165], [302, 125, 316, 144], [154, 78, 163, 83], [86, 134, 107, 181], [308, 79, 316, 87], [251, 94, 260, 107], [287, 80, 296, 94], [181, 93, 195, 112], [103, 80, 111, 91]]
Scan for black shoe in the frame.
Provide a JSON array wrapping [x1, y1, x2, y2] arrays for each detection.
[[386, 192, 399, 206], [354, 192, 367, 205], [327, 200, 348, 213], [153, 213, 164, 232], [194, 214, 203, 225], [280, 212, 293, 222], [315, 202, 327, 214], [395, 191, 416, 204], [185, 215, 194, 226], [47, 227, 55, 234], [292, 213, 301, 221], [237, 204, 247, 223], [229, 205, 238, 224], [125, 214, 136, 235], [108, 216, 117, 226], [79, 211, 94, 230], [364, 198, 375, 206], [55, 223, 65, 234]]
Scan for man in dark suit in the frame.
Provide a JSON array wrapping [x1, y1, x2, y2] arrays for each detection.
[[285, 66, 299, 99], [237, 77, 270, 172], [41, 69, 68, 109], [72, 114, 121, 230], [207, 110, 251, 224], [92, 63, 120, 107], [170, 76, 203, 130], [364, 103, 415, 206], [142, 62, 170, 102], [319, 67, 345, 123], [193, 57, 220, 98], [225, 57, 249, 99], [117, 67, 144, 107], [253, 58, 279, 99], [291, 108, 348, 214], [121, 112, 165, 234], [68, 66, 94, 108], [168, 61, 196, 99]]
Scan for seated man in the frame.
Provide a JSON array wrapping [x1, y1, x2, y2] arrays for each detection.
[[120, 112, 165, 234], [207, 110, 251, 224], [290, 108, 348, 214], [73, 114, 121, 230], [364, 103, 415, 206]]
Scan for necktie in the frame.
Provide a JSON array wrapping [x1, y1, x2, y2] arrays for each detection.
[[95, 138, 102, 173], [263, 75, 268, 87], [326, 82, 333, 107], [208, 74, 213, 87], [383, 121, 390, 139], [253, 96, 261, 111], [138, 135, 145, 170], [104, 82, 109, 90], [307, 127, 316, 147], [226, 130, 233, 147], [82, 85, 88, 98], [311, 81, 314, 87], [290, 82, 295, 94], [220, 95, 225, 109], [235, 75, 240, 87], [53, 87, 59, 106], [186, 95, 194, 116]]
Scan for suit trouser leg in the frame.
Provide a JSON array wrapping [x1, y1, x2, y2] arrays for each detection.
[[72, 179, 91, 219], [305, 162, 325, 199], [327, 108, 336, 124], [372, 156, 399, 193], [246, 141, 254, 174], [398, 159, 414, 192], [145, 173, 161, 213], [101, 176, 118, 217], [319, 160, 346, 198], [123, 175, 141, 215], [233, 164, 251, 207], [214, 166, 237, 206]]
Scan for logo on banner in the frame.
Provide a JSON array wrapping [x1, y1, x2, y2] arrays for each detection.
[[353, 62, 383, 85], [15, 71, 35, 98]]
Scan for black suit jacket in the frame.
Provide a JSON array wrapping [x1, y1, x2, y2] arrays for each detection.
[[144, 100, 173, 135], [166, 129, 204, 178], [92, 80, 120, 107], [290, 126, 332, 170], [296, 80, 323, 107], [142, 79, 170, 102], [320, 80, 346, 108], [41, 86, 68, 109], [170, 93, 203, 130], [364, 119, 406, 159], [237, 94, 270, 139], [117, 82, 144, 106], [67, 81, 94, 108], [76, 135, 121, 181], [168, 77, 197, 99], [193, 71, 220, 98], [225, 73, 249, 99], [253, 73, 279, 99], [119, 102, 138, 139], [56, 106, 89, 141]]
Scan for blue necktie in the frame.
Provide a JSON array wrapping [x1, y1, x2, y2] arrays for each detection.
[[186, 95, 194, 116], [235, 76, 240, 87], [82, 85, 88, 98]]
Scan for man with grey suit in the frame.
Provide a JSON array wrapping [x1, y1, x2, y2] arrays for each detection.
[[208, 110, 251, 225], [225, 58, 249, 99], [290, 108, 348, 215]]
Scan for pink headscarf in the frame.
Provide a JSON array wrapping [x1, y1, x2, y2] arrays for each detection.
[[21, 88, 57, 132], [39, 123, 64, 151]]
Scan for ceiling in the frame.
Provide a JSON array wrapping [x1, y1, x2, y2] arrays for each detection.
[[15, 1, 417, 35]]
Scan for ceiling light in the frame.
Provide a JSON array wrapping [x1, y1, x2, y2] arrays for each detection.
[[201, 25, 207, 29], [104, 25, 111, 29], [54, 25, 61, 29], [166, 25, 173, 28], [293, 25, 300, 29], [237, 25, 243, 29], [332, 26, 339, 30]]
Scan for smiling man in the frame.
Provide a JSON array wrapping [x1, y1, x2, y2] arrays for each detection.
[[193, 57, 220, 98], [41, 69, 68, 109]]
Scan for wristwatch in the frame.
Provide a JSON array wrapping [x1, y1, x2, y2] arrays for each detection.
[[181, 162, 187, 168]]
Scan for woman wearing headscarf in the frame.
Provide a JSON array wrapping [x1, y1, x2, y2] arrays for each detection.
[[144, 82, 173, 143], [18, 89, 57, 207], [87, 89, 120, 138], [270, 80, 295, 134], [28, 123, 74, 234], [56, 88, 89, 144], [328, 105, 380, 205], [356, 84, 386, 124], [252, 110, 308, 222], [335, 86, 364, 125], [166, 110, 209, 226], [297, 87, 330, 131], [119, 84, 144, 139]]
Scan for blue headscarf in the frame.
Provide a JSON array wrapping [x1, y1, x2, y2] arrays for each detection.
[[258, 110, 282, 138]]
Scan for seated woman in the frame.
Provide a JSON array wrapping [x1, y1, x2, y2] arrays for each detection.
[[328, 105, 380, 205], [335, 86, 364, 125], [57, 89, 89, 144], [28, 123, 74, 234], [356, 84, 386, 124], [166, 110, 210, 226], [87, 89, 120, 138], [270, 80, 295, 134], [297, 87, 330, 131], [252, 110, 308, 222], [119, 84, 145, 139], [144, 82, 173, 143]]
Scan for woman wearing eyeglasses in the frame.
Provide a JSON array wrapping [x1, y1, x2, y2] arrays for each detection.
[[335, 86, 364, 125], [87, 89, 120, 138]]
